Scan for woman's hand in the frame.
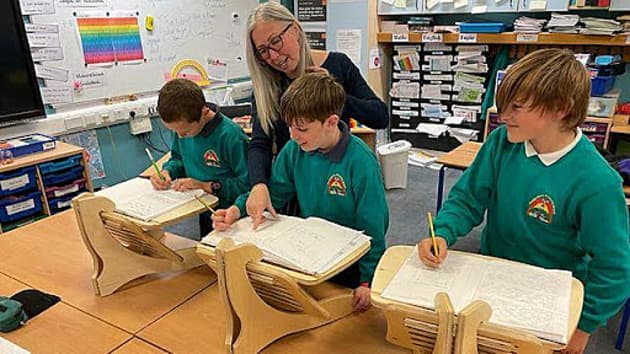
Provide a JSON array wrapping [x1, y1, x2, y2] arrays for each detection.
[[246, 183, 277, 230]]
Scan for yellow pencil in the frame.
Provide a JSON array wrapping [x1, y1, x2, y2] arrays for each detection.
[[195, 194, 217, 216], [427, 212, 439, 257]]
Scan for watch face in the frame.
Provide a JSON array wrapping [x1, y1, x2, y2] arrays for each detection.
[[211, 181, 222, 192]]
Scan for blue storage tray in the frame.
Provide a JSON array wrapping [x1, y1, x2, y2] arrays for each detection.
[[48, 193, 80, 213], [0, 134, 56, 159], [0, 166, 38, 197], [39, 155, 83, 175], [0, 190, 43, 223], [42, 165, 84, 186], [459, 22, 506, 33], [591, 76, 615, 96]]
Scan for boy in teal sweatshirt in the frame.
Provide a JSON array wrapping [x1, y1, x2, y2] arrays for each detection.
[[417, 49, 630, 354], [213, 72, 389, 312], [151, 78, 249, 236]]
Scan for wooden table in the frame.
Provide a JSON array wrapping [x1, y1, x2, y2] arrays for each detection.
[[0, 273, 132, 353], [435, 142, 481, 211], [111, 339, 168, 354], [0, 210, 216, 334], [137, 285, 407, 353]]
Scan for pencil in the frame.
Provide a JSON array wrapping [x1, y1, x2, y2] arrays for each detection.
[[195, 194, 217, 216], [145, 148, 165, 182], [427, 211, 439, 257]]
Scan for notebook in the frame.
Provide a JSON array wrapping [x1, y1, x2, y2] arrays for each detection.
[[381, 249, 573, 344], [95, 177, 205, 221], [201, 215, 371, 275]]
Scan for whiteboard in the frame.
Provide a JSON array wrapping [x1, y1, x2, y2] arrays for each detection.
[[24, 0, 257, 105]]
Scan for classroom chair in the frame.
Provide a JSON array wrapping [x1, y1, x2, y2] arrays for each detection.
[[196, 238, 355, 354], [616, 297, 630, 350], [72, 193, 207, 296]]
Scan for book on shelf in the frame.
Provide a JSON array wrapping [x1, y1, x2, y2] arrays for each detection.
[[381, 249, 573, 344], [95, 177, 205, 221], [201, 215, 371, 276]]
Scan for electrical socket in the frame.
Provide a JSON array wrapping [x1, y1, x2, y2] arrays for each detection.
[[129, 114, 153, 135], [64, 115, 85, 130]]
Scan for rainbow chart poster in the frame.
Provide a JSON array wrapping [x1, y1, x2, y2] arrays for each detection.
[[76, 16, 144, 66]]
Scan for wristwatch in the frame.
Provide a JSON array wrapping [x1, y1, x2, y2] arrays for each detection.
[[210, 181, 222, 195]]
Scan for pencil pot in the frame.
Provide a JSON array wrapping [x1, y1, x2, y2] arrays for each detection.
[[377, 140, 411, 190]]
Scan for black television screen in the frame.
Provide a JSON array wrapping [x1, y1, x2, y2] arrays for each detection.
[[0, 0, 45, 125]]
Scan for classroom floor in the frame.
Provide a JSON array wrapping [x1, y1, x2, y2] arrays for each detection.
[[166, 163, 630, 354]]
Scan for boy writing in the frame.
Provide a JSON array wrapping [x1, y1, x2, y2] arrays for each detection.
[[151, 78, 250, 236], [212, 72, 389, 312], [417, 49, 630, 353]]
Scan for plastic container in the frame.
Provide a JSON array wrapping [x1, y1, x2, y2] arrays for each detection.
[[459, 22, 506, 33], [591, 75, 615, 97], [45, 178, 87, 199], [41, 165, 84, 187], [39, 155, 82, 175], [48, 194, 77, 213], [0, 166, 38, 197], [0, 134, 56, 159], [0, 190, 42, 223], [377, 140, 412, 190]]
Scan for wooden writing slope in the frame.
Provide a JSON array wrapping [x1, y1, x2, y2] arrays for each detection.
[[196, 237, 370, 354], [72, 192, 217, 296], [371, 246, 584, 354]]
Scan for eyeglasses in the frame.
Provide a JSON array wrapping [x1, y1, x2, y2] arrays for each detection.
[[255, 22, 293, 60]]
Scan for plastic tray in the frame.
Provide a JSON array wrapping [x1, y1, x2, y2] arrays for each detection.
[[0, 166, 38, 197], [0, 134, 56, 159], [459, 22, 506, 33], [42, 165, 84, 187], [39, 155, 83, 175], [48, 193, 78, 213], [45, 178, 87, 199], [0, 190, 43, 223]]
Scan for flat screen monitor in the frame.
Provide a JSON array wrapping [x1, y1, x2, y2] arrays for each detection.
[[0, 0, 45, 126]]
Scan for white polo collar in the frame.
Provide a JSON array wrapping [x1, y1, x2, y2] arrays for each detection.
[[524, 128, 582, 166]]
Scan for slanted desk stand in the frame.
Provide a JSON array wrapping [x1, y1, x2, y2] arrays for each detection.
[[372, 246, 583, 354], [72, 193, 207, 296], [196, 238, 359, 354]]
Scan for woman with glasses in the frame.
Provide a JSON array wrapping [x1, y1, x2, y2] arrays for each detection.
[[245, 2, 389, 221]]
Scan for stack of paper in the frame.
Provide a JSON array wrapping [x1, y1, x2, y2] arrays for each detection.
[[381, 250, 573, 344], [547, 13, 580, 33], [96, 177, 205, 221], [201, 215, 371, 275], [579, 17, 622, 36], [514, 16, 547, 33]]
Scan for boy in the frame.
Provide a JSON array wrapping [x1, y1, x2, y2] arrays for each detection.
[[213, 72, 389, 312], [151, 78, 250, 236], [417, 49, 630, 353]]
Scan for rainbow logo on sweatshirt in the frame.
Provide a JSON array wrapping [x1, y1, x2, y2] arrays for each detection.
[[204, 149, 221, 167], [327, 174, 347, 197], [526, 194, 555, 224]]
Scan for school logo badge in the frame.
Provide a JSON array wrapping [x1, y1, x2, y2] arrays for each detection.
[[526, 194, 555, 224], [327, 173, 347, 196], [203, 149, 220, 167]]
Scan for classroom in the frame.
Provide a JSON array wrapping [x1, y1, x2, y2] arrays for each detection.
[[0, 0, 629, 352]]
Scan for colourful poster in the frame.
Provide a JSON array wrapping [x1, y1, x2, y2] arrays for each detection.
[[76, 16, 144, 65]]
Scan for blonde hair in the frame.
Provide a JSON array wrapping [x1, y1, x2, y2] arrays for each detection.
[[280, 72, 345, 126], [246, 2, 314, 135], [496, 48, 590, 130]]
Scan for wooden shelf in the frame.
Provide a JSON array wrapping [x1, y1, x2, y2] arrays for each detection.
[[377, 32, 630, 46], [585, 116, 613, 124], [567, 5, 609, 10]]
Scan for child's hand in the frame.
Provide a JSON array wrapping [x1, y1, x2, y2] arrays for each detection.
[[171, 178, 205, 192], [246, 183, 277, 230], [417, 237, 448, 268], [212, 206, 241, 231], [560, 329, 589, 354], [150, 169, 171, 190], [352, 286, 371, 312]]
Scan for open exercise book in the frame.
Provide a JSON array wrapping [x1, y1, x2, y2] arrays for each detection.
[[381, 249, 573, 344], [201, 215, 371, 276], [95, 177, 204, 221]]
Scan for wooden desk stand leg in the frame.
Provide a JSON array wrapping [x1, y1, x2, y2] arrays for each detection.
[[72, 193, 207, 296], [454, 301, 492, 354], [381, 293, 455, 354], [213, 239, 354, 354]]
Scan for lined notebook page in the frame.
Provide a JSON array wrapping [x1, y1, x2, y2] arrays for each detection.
[[381, 249, 572, 344], [96, 177, 204, 221], [202, 215, 371, 275]]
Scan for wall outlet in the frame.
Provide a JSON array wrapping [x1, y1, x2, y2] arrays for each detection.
[[129, 115, 153, 135], [64, 115, 85, 130]]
